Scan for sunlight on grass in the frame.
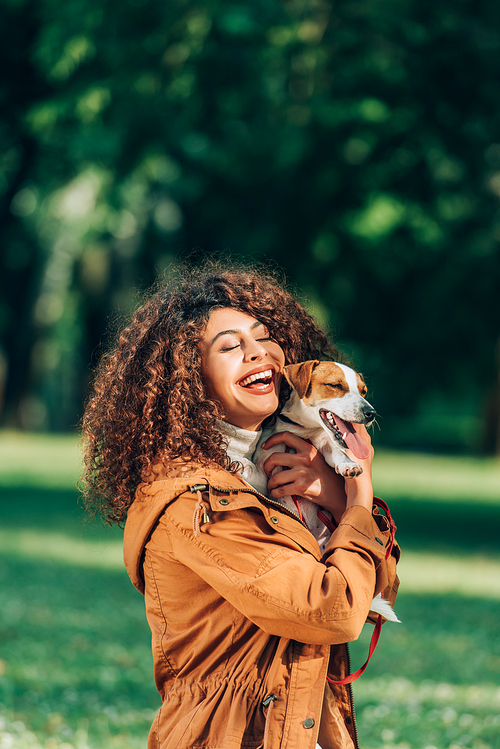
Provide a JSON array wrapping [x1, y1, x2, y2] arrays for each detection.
[[0, 431, 81, 489], [374, 449, 500, 503], [1, 431, 499, 502], [399, 552, 500, 599], [0, 528, 123, 569]]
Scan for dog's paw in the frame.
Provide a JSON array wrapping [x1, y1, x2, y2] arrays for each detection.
[[338, 464, 363, 478]]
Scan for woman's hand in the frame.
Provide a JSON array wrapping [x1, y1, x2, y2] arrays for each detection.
[[261, 426, 374, 523], [261, 432, 348, 523]]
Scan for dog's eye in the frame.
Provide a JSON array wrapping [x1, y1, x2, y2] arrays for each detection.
[[325, 383, 344, 390]]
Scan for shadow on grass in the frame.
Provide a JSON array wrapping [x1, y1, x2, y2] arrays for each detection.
[[0, 486, 121, 542], [383, 495, 500, 555]]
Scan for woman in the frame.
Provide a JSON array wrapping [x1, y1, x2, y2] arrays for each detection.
[[81, 263, 399, 749]]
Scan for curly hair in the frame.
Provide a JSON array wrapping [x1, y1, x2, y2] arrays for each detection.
[[80, 261, 340, 524]]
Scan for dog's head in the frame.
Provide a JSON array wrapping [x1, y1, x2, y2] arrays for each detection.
[[281, 360, 377, 457]]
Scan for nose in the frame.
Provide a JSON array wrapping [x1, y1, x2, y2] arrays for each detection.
[[362, 404, 377, 425], [243, 338, 267, 361]]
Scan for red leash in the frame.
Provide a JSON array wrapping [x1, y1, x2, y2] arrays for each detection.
[[327, 497, 396, 685], [283, 443, 396, 686], [327, 615, 383, 685]]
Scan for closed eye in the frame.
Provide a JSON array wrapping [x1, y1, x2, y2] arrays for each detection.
[[325, 383, 344, 390], [219, 344, 239, 352], [220, 337, 271, 351]]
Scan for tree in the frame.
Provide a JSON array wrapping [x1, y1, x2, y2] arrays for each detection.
[[1, 0, 499, 452]]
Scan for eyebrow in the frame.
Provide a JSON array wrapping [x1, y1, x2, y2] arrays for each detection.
[[210, 320, 264, 347]]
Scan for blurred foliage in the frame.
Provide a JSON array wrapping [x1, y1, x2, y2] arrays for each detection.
[[0, 0, 500, 452]]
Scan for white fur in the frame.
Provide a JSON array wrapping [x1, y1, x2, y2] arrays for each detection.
[[336, 361, 360, 393], [369, 593, 401, 623]]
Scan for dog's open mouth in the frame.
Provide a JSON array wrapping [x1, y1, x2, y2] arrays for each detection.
[[319, 409, 371, 460]]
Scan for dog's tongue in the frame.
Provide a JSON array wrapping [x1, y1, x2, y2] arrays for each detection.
[[332, 415, 370, 460]]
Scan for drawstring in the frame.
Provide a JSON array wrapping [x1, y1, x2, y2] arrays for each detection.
[[262, 694, 277, 749], [192, 491, 210, 538]]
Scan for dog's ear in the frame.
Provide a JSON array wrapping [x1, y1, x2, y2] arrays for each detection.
[[283, 360, 320, 399]]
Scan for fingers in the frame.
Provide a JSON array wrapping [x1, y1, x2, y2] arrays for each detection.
[[263, 450, 304, 477], [267, 468, 318, 499], [262, 436, 317, 478], [267, 470, 300, 495], [261, 431, 313, 452]]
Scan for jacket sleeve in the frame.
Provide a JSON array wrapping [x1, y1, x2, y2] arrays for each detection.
[[155, 491, 397, 645]]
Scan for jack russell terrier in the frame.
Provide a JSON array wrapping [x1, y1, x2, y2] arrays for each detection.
[[251, 359, 399, 623], [254, 359, 377, 480]]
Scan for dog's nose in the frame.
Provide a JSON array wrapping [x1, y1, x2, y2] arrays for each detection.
[[362, 405, 377, 424]]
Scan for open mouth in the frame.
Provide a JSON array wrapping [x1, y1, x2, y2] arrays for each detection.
[[319, 409, 371, 460], [320, 410, 348, 449], [238, 369, 275, 391]]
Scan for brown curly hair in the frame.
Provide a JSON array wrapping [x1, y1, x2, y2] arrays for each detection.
[[80, 261, 340, 524]]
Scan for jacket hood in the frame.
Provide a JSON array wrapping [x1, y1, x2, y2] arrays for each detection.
[[123, 461, 258, 593]]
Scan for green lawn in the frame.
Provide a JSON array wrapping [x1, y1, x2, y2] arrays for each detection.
[[0, 431, 499, 749]]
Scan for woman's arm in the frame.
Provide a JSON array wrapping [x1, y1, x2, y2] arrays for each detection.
[[158, 496, 391, 645]]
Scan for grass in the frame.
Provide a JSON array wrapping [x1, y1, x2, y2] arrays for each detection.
[[0, 431, 499, 749]]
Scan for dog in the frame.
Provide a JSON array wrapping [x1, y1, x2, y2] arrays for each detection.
[[255, 359, 377, 480], [250, 359, 399, 623]]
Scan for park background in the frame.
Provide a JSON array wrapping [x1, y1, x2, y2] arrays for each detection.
[[0, 0, 499, 747]]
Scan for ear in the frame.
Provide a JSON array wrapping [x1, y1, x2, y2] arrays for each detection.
[[283, 360, 320, 399]]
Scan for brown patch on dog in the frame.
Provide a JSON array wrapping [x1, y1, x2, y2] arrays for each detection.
[[285, 360, 353, 404], [305, 361, 349, 405], [283, 360, 320, 399], [284, 360, 369, 405]]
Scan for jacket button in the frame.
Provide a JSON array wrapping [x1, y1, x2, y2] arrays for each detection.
[[303, 718, 315, 729], [219, 499, 229, 506], [270, 516, 279, 524], [375, 537, 384, 545]]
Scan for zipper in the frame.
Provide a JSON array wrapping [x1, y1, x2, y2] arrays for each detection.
[[191, 482, 309, 529], [345, 644, 360, 749]]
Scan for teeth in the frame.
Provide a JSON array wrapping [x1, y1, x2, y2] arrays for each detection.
[[321, 411, 349, 446], [239, 369, 273, 387]]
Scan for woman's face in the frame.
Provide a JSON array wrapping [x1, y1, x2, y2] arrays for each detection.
[[199, 308, 285, 431]]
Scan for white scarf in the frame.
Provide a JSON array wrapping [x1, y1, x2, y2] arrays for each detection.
[[216, 420, 269, 497]]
